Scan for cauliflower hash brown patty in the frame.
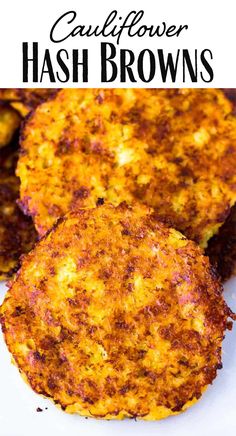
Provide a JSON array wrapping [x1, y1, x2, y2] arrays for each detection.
[[0, 144, 37, 280], [18, 88, 236, 247], [0, 203, 232, 419]]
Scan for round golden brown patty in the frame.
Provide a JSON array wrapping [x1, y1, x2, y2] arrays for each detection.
[[0, 103, 21, 148], [0, 88, 59, 117], [0, 203, 232, 419], [0, 144, 37, 280], [18, 88, 236, 247]]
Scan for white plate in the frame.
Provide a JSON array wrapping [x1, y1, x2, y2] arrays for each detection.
[[0, 278, 236, 436]]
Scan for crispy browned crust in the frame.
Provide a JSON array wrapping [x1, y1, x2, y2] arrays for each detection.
[[18, 89, 236, 247], [207, 204, 236, 281], [0, 102, 21, 148], [0, 89, 59, 117], [0, 143, 37, 280], [0, 203, 231, 419]]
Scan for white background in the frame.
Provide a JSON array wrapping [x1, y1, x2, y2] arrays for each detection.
[[0, 0, 235, 87], [0, 278, 236, 436]]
